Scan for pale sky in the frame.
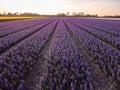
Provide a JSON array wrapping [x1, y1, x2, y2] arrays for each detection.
[[0, 0, 120, 16]]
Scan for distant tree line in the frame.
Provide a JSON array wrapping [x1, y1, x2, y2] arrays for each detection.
[[0, 12, 41, 16], [103, 15, 120, 18], [0, 12, 120, 18], [0, 12, 98, 17]]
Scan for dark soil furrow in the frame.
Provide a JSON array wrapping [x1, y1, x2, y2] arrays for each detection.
[[68, 21, 120, 51], [63, 21, 118, 90], [23, 20, 59, 90], [0, 20, 54, 38], [77, 22, 120, 37], [0, 20, 54, 55]]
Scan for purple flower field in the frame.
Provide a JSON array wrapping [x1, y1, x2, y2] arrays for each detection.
[[0, 18, 120, 90]]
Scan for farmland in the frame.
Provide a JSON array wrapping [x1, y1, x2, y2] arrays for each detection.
[[0, 18, 120, 90], [0, 16, 46, 22]]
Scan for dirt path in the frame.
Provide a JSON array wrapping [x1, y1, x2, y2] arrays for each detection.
[[0, 20, 51, 38], [23, 20, 59, 90], [68, 21, 119, 51], [0, 20, 54, 56], [63, 20, 118, 90]]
